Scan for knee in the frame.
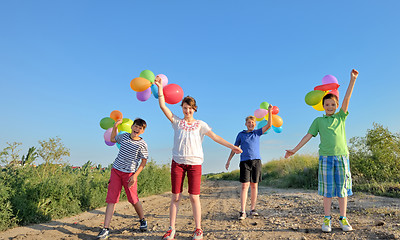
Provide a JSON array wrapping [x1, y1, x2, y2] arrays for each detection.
[[171, 194, 181, 203], [189, 194, 200, 203]]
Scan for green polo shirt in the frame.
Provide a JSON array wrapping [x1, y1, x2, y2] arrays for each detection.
[[308, 109, 349, 156]]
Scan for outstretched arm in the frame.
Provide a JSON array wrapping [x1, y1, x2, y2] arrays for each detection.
[[206, 130, 243, 154], [155, 76, 173, 122], [341, 69, 359, 113], [262, 104, 273, 134], [284, 133, 313, 158]]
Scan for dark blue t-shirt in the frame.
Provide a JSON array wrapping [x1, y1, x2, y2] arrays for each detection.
[[234, 128, 262, 162]]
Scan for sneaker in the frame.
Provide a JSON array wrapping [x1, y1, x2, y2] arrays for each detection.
[[321, 217, 332, 233], [97, 228, 110, 239], [339, 217, 353, 232], [140, 218, 147, 232], [238, 211, 246, 220], [192, 228, 203, 240], [250, 209, 259, 216], [162, 227, 176, 240]]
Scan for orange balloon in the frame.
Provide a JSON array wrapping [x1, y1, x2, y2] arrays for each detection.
[[110, 110, 123, 121], [130, 77, 152, 92], [272, 115, 283, 127]]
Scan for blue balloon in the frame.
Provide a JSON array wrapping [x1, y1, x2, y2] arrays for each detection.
[[272, 126, 283, 133], [257, 120, 270, 135], [151, 84, 159, 99], [116, 131, 128, 149]]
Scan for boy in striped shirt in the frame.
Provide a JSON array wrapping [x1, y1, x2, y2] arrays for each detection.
[[97, 118, 149, 239]]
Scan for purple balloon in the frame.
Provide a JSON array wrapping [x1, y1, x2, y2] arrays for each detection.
[[156, 74, 168, 87], [136, 87, 151, 102], [104, 128, 113, 142], [322, 75, 338, 85], [105, 140, 115, 146]]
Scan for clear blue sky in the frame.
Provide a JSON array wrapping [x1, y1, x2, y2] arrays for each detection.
[[1, 1, 399, 174]]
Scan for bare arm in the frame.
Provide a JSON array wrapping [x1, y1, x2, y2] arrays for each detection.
[[341, 69, 359, 113], [154, 76, 173, 122], [205, 130, 243, 154], [284, 133, 313, 158], [262, 104, 273, 134], [110, 119, 123, 143], [225, 149, 237, 170], [128, 158, 147, 188]]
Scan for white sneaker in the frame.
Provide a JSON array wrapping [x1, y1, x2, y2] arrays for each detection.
[[339, 218, 353, 231], [238, 211, 246, 220], [321, 217, 332, 232]]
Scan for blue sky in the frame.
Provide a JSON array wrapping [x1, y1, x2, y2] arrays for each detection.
[[1, 1, 399, 174]]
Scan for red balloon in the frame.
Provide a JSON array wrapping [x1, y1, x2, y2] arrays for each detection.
[[314, 83, 340, 91], [272, 106, 279, 115], [164, 84, 184, 104]]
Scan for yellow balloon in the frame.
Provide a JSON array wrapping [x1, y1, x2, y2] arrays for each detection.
[[255, 116, 264, 121], [118, 123, 132, 133], [130, 77, 152, 92], [264, 113, 269, 120], [272, 115, 283, 127], [312, 91, 329, 111]]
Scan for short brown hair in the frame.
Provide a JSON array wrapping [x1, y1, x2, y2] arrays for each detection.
[[245, 116, 256, 122], [180, 96, 198, 112], [133, 118, 147, 130], [322, 93, 339, 106]]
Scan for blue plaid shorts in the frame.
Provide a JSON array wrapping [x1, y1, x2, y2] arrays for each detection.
[[318, 155, 353, 198]]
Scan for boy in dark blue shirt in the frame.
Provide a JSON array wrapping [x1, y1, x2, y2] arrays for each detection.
[[226, 104, 272, 220]]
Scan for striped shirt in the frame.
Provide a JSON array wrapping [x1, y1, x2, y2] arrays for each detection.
[[113, 133, 148, 173]]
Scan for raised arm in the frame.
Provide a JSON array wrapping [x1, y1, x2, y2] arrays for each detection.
[[205, 130, 243, 154], [110, 119, 123, 143], [341, 69, 359, 113], [284, 133, 313, 158], [262, 104, 273, 134], [154, 76, 173, 122]]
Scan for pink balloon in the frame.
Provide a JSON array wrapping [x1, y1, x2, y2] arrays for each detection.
[[164, 84, 184, 104], [156, 74, 169, 87], [105, 140, 115, 146], [254, 109, 267, 119], [322, 75, 338, 85], [104, 128, 113, 142], [136, 87, 151, 102]]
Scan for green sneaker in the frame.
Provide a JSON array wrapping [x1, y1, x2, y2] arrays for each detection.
[[321, 217, 331, 232], [339, 217, 353, 232]]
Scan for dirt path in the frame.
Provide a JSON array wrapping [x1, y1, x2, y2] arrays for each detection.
[[1, 180, 399, 240]]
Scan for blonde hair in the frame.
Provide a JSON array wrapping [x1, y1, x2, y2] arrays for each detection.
[[245, 116, 256, 122], [180, 96, 198, 112]]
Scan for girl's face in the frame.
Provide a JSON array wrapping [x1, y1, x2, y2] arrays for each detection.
[[245, 119, 256, 131], [323, 98, 338, 116], [182, 102, 195, 119]]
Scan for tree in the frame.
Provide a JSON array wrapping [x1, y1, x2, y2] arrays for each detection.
[[21, 147, 38, 166], [37, 137, 70, 168], [0, 142, 22, 167], [349, 123, 400, 182]]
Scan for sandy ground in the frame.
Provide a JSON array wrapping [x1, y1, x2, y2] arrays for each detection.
[[1, 180, 399, 240]]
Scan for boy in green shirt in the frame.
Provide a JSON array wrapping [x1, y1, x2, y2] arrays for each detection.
[[285, 69, 359, 233]]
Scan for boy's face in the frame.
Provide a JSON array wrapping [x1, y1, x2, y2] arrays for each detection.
[[130, 124, 145, 138], [182, 102, 195, 119], [245, 119, 256, 131], [323, 98, 338, 116]]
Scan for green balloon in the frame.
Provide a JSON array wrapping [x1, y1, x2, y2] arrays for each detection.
[[260, 101, 270, 110], [139, 70, 155, 83], [305, 90, 325, 106], [100, 117, 115, 130]]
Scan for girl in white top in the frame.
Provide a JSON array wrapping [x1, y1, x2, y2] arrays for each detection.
[[155, 77, 242, 240]]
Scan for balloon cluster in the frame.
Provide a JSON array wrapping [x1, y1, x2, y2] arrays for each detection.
[[130, 70, 184, 104], [254, 101, 283, 134], [99, 110, 132, 148], [304, 75, 340, 111]]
